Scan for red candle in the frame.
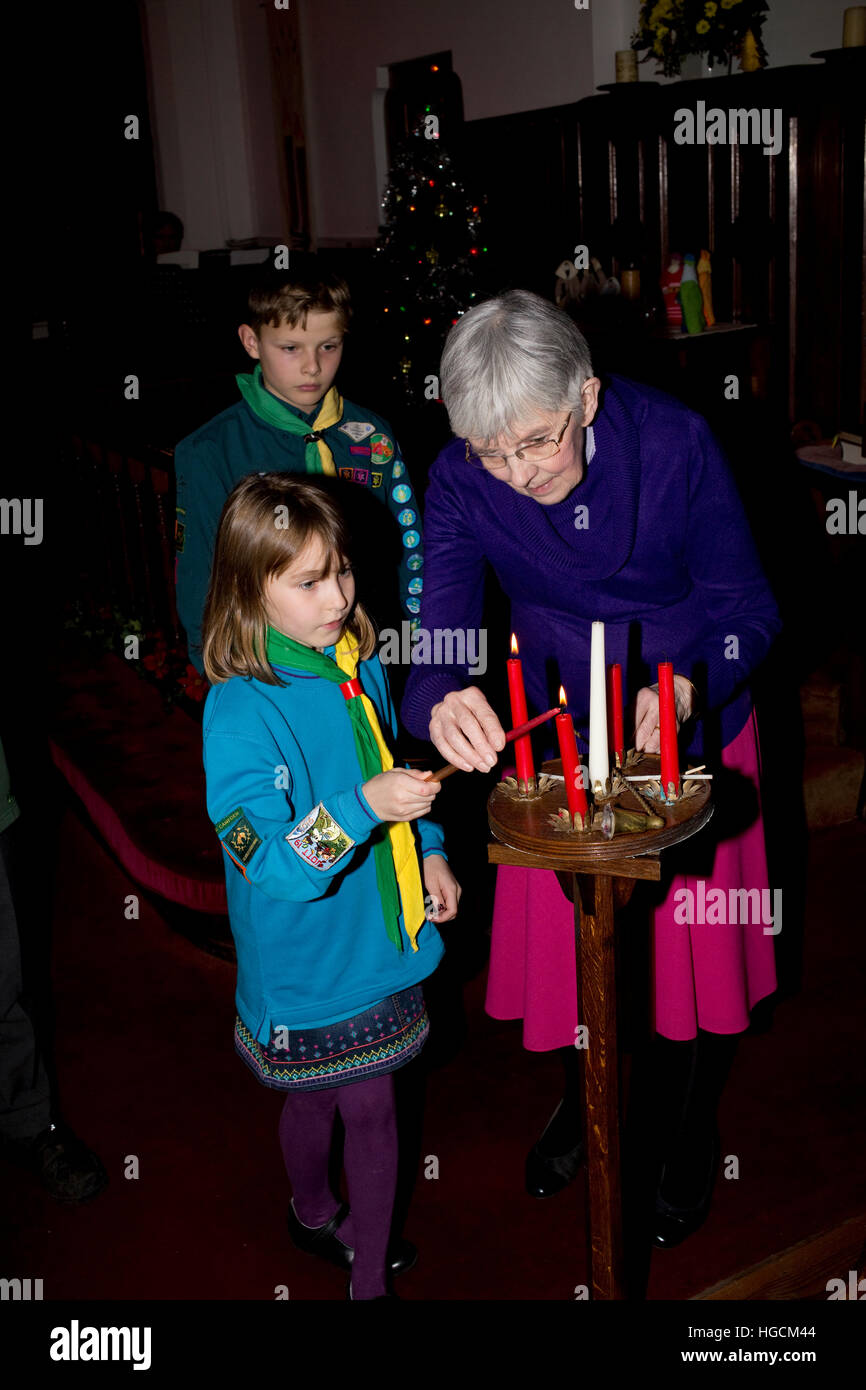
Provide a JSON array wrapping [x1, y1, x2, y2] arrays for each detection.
[[607, 663, 624, 766], [657, 661, 680, 799], [506, 634, 535, 791], [555, 685, 588, 828], [505, 707, 560, 743]]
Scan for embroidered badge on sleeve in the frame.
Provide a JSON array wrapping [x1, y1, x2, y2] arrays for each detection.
[[215, 806, 263, 866], [175, 508, 186, 554], [286, 803, 355, 870], [370, 432, 395, 463]]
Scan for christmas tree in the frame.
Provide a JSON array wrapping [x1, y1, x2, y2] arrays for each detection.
[[375, 122, 488, 404]]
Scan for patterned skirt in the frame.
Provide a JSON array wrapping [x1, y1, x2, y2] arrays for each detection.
[[233, 984, 429, 1092]]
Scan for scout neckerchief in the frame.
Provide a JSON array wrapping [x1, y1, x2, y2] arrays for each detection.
[[236, 364, 343, 475], [266, 626, 426, 953]]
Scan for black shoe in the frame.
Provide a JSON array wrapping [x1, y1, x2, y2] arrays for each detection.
[[525, 1099, 585, 1198], [287, 1200, 417, 1275], [652, 1129, 721, 1249], [2, 1121, 109, 1204]]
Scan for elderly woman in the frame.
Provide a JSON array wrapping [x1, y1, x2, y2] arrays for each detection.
[[401, 290, 781, 1248]]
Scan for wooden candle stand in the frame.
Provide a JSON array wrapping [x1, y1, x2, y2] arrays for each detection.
[[487, 753, 713, 1300]]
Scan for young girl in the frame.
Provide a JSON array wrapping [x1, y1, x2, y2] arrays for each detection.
[[201, 473, 460, 1301]]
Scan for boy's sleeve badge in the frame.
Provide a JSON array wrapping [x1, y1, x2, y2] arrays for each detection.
[[175, 509, 185, 554], [215, 806, 262, 866], [370, 432, 395, 463], [286, 803, 354, 870]]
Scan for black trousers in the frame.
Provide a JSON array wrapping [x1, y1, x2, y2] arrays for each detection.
[[0, 820, 52, 1142]]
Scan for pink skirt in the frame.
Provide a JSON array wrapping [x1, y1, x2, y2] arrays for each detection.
[[485, 710, 777, 1047]]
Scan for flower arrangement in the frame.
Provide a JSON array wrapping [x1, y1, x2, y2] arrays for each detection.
[[63, 601, 208, 710], [631, 0, 769, 78]]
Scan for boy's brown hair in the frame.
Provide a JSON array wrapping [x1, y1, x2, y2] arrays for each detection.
[[202, 472, 376, 686], [245, 262, 353, 336]]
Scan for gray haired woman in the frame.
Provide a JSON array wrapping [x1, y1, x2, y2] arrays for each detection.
[[401, 290, 780, 1248]]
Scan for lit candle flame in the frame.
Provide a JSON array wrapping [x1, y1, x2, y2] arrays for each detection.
[[559, 685, 567, 707], [510, 634, 519, 655]]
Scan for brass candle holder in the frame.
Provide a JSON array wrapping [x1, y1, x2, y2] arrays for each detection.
[[500, 773, 556, 801], [545, 745, 696, 839]]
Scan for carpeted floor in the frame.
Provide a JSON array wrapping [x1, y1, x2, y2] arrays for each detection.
[[1, 800, 863, 1301]]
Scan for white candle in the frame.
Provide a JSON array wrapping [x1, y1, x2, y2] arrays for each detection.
[[588, 621, 609, 794]]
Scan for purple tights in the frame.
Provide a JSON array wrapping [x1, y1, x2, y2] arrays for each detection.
[[278, 1072, 398, 1300]]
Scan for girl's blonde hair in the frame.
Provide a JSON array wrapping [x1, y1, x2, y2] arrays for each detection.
[[202, 472, 377, 686]]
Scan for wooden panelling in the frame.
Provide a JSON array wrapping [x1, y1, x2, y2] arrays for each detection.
[[460, 60, 865, 433]]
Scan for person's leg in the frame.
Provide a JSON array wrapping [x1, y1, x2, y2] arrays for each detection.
[[0, 820, 107, 1202], [337, 1072, 399, 1300], [278, 1086, 343, 1228], [0, 823, 53, 1144], [657, 1028, 740, 1207], [643, 1032, 698, 1159], [534, 1045, 583, 1157]]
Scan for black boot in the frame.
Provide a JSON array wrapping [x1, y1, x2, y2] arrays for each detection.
[[525, 1046, 585, 1198], [650, 1029, 740, 1248]]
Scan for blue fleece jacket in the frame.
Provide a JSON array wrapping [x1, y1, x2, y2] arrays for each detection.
[[203, 647, 445, 1040]]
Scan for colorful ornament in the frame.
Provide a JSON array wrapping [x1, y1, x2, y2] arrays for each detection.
[[697, 249, 715, 327]]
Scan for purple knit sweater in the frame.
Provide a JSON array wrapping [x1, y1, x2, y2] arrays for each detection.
[[401, 375, 781, 760]]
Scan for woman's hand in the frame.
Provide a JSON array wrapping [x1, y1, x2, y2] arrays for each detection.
[[633, 676, 697, 753], [362, 768, 440, 822], [422, 854, 462, 923], [429, 688, 506, 773]]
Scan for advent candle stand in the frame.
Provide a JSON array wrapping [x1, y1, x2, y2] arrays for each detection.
[[487, 754, 713, 1301]]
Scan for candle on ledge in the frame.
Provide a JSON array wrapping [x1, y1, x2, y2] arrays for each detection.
[[506, 634, 535, 792], [588, 621, 610, 796], [843, 7, 866, 47], [615, 49, 638, 82], [607, 662, 625, 767], [555, 686, 588, 828], [657, 661, 680, 800]]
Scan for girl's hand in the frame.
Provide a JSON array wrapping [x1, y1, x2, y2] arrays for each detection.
[[429, 687, 506, 774], [633, 676, 697, 753], [422, 854, 462, 923], [362, 767, 440, 822]]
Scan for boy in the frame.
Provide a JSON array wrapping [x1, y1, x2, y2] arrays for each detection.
[[175, 263, 424, 674]]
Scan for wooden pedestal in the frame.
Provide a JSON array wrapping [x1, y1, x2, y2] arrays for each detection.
[[487, 754, 713, 1300]]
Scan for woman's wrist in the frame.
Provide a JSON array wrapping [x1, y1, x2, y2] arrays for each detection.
[[673, 674, 699, 719]]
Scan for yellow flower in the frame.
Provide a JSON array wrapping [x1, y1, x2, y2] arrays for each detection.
[[696, 18, 710, 32], [704, 1, 718, 14], [720, 0, 741, 8], [657, 24, 669, 36]]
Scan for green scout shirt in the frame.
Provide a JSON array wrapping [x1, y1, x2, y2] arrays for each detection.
[[175, 386, 424, 673]]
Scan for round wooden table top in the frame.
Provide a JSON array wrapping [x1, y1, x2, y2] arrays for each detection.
[[487, 754, 713, 866]]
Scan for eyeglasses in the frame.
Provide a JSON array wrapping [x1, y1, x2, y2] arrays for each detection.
[[465, 413, 573, 471]]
